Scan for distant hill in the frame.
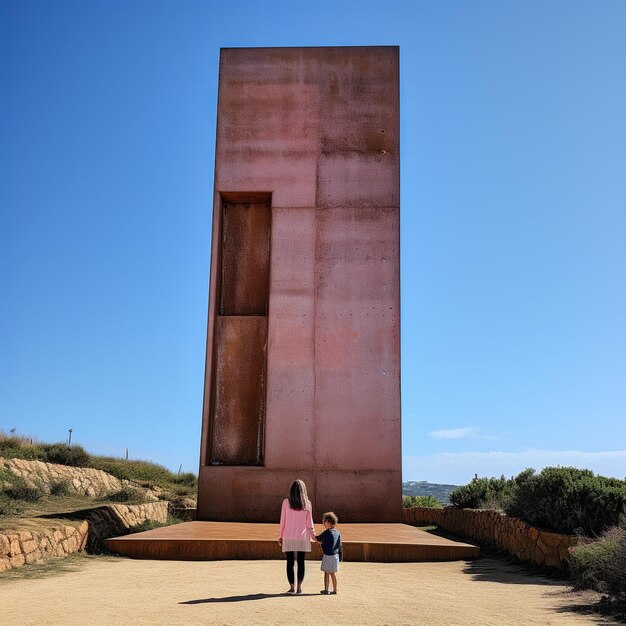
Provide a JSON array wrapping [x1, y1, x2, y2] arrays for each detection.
[[402, 481, 459, 505]]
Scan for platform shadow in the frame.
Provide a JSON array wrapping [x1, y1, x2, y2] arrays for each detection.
[[463, 556, 564, 586], [180, 592, 317, 604]]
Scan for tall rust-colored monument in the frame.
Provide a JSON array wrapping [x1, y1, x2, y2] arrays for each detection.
[[198, 46, 400, 523]]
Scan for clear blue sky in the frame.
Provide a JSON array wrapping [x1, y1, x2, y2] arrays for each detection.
[[2, 1, 625, 484]]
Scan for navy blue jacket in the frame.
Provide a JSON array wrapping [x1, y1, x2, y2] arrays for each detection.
[[316, 528, 343, 560]]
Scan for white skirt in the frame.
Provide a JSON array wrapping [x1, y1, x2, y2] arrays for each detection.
[[321, 554, 340, 573], [282, 538, 312, 553]]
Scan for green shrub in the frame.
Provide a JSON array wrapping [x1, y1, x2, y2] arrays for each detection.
[[127, 514, 185, 534], [172, 472, 197, 488], [0, 468, 42, 502], [4, 481, 42, 502], [0, 496, 21, 516], [0, 433, 90, 467], [100, 486, 148, 503], [504, 467, 626, 536], [89, 457, 186, 488], [450, 467, 626, 535], [570, 527, 626, 600], [43, 443, 90, 467], [127, 519, 163, 533], [50, 480, 71, 496], [402, 495, 443, 508], [449, 475, 511, 510], [0, 434, 46, 461]]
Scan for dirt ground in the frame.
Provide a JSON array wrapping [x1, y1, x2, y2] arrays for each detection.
[[0, 556, 611, 625]]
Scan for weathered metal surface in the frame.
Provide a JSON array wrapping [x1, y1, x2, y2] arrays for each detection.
[[199, 46, 401, 522], [210, 316, 266, 465], [220, 200, 271, 316], [106, 522, 480, 562]]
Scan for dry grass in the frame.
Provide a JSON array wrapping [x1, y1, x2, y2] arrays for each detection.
[[0, 553, 118, 584], [0, 494, 105, 532]]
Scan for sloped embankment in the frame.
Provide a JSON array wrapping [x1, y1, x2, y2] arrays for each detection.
[[1, 457, 160, 500], [0, 457, 173, 572]]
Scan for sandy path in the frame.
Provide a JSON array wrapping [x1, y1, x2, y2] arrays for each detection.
[[0, 557, 605, 625]]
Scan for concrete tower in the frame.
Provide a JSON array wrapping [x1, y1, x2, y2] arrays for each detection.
[[198, 46, 400, 522]]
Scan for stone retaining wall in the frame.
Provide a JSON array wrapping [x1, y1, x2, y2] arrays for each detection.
[[403, 506, 578, 571], [0, 501, 168, 572], [1, 457, 158, 501], [170, 507, 196, 521], [68, 501, 169, 552], [0, 522, 88, 572]]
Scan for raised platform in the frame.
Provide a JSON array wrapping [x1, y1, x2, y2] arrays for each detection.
[[105, 522, 479, 562]]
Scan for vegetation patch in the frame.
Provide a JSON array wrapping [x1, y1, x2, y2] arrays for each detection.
[[449, 475, 510, 510], [0, 498, 20, 517], [49, 480, 71, 497], [99, 486, 149, 504], [570, 527, 626, 619], [0, 468, 43, 504], [0, 431, 197, 496], [0, 435, 89, 467], [450, 467, 626, 536], [402, 495, 443, 508], [127, 514, 185, 534]]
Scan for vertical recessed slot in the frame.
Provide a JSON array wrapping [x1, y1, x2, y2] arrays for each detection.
[[220, 200, 271, 316], [209, 194, 271, 465]]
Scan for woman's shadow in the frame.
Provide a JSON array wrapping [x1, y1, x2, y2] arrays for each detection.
[[180, 592, 317, 604]]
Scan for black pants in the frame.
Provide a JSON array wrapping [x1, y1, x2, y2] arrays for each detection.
[[286, 551, 305, 585]]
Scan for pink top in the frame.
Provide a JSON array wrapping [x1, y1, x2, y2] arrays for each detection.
[[278, 498, 316, 543]]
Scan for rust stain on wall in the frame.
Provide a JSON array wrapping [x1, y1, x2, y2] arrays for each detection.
[[210, 316, 266, 465]]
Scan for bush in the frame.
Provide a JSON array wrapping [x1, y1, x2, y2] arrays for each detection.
[[89, 457, 190, 488], [50, 480, 71, 496], [127, 514, 185, 534], [0, 495, 22, 516], [0, 468, 42, 502], [100, 486, 148, 503], [450, 467, 626, 535], [570, 527, 626, 601], [4, 481, 42, 502], [43, 443, 90, 467], [172, 472, 197, 488], [0, 433, 90, 467], [449, 475, 511, 510], [504, 467, 626, 536], [402, 495, 443, 508], [0, 434, 45, 461]]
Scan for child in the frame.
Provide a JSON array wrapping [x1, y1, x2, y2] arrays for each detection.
[[316, 511, 343, 595]]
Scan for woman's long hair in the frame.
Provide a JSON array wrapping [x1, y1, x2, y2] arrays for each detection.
[[288, 479, 310, 511]]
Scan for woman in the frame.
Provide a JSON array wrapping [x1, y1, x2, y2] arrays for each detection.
[[278, 479, 316, 594]]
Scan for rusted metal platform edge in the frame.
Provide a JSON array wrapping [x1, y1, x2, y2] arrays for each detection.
[[105, 538, 479, 563]]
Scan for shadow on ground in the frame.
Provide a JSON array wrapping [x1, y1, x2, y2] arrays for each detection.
[[463, 556, 564, 586], [180, 592, 318, 604], [554, 593, 625, 625], [465, 557, 621, 623]]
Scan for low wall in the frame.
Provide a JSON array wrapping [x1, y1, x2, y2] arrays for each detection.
[[170, 507, 196, 521], [0, 501, 169, 572], [403, 507, 578, 571], [72, 502, 169, 551], [0, 522, 88, 572]]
